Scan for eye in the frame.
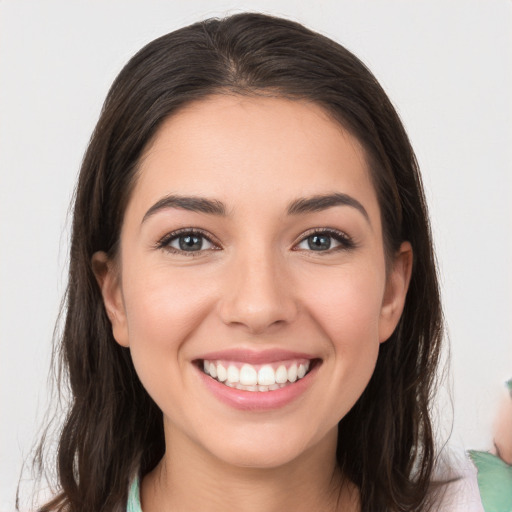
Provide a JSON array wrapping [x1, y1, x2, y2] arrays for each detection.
[[295, 229, 354, 252], [158, 229, 217, 254]]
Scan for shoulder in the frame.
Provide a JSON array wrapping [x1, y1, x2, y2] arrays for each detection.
[[433, 455, 484, 512]]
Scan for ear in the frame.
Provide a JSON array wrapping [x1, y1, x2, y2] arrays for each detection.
[[378, 241, 413, 343], [92, 251, 130, 347]]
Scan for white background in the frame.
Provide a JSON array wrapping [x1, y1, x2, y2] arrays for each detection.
[[1, 1, 511, 510]]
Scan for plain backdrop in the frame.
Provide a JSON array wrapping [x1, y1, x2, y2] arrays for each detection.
[[1, 1, 511, 510]]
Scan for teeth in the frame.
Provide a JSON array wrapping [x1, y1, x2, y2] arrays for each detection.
[[257, 365, 275, 386], [239, 364, 257, 386], [216, 363, 227, 382], [275, 365, 288, 384], [201, 359, 311, 391], [288, 363, 297, 383], [208, 362, 217, 379], [227, 365, 239, 383]]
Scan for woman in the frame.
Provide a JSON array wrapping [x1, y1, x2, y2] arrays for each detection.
[[34, 12, 448, 512]]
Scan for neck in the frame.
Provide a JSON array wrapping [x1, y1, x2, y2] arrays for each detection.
[[141, 425, 359, 512]]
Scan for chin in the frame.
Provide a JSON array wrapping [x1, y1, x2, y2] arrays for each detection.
[[197, 423, 335, 471], [213, 442, 307, 470]]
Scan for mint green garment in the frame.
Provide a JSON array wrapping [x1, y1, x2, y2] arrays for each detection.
[[469, 451, 512, 512], [468, 379, 512, 512], [127, 475, 143, 512]]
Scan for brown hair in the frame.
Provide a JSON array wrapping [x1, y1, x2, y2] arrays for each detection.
[[32, 12, 443, 512]]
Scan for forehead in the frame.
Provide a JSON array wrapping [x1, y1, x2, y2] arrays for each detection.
[[130, 94, 379, 222]]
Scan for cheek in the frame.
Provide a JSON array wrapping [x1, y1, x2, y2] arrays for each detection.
[[297, 264, 384, 405], [123, 260, 217, 333], [120, 264, 216, 385], [300, 263, 385, 343]]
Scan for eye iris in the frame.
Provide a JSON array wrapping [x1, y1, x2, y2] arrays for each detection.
[[308, 234, 331, 251], [179, 234, 203, 251]]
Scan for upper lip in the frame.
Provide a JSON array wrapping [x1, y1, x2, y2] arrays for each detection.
[[196, 348, 317, 365]]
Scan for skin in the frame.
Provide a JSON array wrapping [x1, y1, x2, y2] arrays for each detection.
[[94, 95, 412, 511], [493, 385, 512, 464]]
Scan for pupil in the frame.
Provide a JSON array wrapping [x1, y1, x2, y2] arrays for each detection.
[[308, 234, 331, 251], [179, 234, 202, 251]]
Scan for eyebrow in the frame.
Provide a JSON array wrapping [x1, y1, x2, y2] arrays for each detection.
[[142, 192, 370, 224], [142, 194, 227, 223], [286, 193, 370, 223]]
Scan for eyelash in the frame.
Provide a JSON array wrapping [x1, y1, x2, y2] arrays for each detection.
[[156, 227, 355, 257], [156, 228, 219, 257], [293, 228, 356, 253]]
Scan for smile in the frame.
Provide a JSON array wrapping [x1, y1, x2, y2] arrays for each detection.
[[195, 350, 320, 410], [201, 359, 311, 392]]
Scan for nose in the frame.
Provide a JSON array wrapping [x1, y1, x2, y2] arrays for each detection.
[[217, 247, 298, 335]]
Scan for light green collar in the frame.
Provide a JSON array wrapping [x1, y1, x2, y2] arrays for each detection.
[[127, 474, 143, 512]]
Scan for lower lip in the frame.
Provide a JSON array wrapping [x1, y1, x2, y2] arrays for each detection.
[[196, 362, 319, 411]]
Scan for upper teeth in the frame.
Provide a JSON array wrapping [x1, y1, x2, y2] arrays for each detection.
[[202, 360, 310, 388]]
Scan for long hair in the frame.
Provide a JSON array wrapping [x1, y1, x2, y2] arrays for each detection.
[[33, 13, 443, 512]]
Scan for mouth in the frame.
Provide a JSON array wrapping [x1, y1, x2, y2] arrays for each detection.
[[196, 358, 320, 392]]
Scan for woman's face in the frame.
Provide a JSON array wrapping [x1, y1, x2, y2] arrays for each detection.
[[95, 95, 411, 469]]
